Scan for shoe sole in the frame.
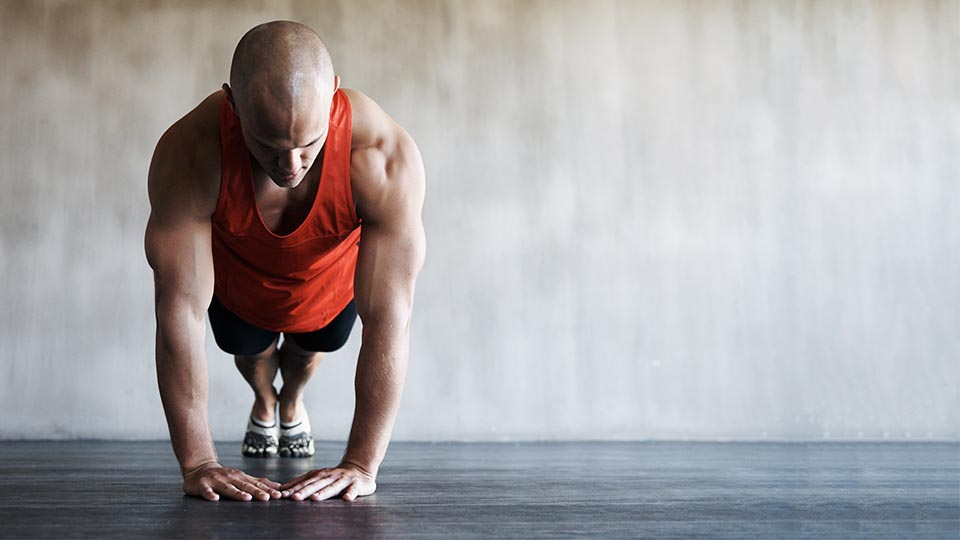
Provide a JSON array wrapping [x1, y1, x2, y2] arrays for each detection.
[[242, 445, 279, 457], [278, 437, 315, 458], [241, 431, 279, 458]]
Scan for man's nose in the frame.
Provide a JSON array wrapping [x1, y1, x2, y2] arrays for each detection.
[[277, 150, 301, 173]]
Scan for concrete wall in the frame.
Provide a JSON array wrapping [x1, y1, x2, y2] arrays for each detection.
[[0, 0, 956, 441]]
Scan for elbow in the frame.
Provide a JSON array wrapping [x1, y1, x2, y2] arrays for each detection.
[[357, 298, 415, 334]]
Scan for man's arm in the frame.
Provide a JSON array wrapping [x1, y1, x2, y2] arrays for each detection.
[[279, 91, 426, 502], [145, 107, 281, 502], [340, 125, 426, 478]]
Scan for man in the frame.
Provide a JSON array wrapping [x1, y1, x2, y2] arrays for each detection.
[[144, 21, 426, 503]]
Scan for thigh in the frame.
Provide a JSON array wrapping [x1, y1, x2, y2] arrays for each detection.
[[285, 299, 358, 353], [207, 294, 280, 356]]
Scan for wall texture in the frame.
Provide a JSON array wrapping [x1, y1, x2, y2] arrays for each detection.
[[0, 0, 956, 441]]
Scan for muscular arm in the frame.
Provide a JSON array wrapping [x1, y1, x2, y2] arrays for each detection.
[[144, 124, 219, 476], [144, 99, 281, 502], [340, 120, 427, 478]]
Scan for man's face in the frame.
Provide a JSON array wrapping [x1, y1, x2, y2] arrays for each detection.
[[237, 91, 331, 189]]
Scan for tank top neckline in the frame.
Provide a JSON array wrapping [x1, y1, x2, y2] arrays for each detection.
[[244, 146, 328, 240]]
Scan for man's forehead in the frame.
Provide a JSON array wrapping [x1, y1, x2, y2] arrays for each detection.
[[244, 92, 330, 147]]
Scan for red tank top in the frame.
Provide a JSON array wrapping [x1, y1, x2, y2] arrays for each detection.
[[211, 89, 362, 333]]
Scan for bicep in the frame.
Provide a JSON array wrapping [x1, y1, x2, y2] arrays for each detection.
[[353, 134, 426, 325], [144, 135, 216, 321], [145, 215, 214, 320]]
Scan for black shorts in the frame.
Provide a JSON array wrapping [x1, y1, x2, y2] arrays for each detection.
[[207, 294, 357, 356]]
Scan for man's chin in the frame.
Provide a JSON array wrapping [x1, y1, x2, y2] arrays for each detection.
[[271, 174, 302, 188]]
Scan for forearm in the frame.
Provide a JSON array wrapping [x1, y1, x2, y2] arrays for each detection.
[[339, 319, 410, 478], [155, 306, 218, 477]]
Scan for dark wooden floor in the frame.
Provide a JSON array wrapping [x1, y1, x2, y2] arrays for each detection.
[[0, 440, 956, 539]]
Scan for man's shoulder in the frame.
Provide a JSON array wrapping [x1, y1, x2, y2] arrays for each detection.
[[340, 88, 424, 225], [148, 91, 223, 218], [158, 90, 222, 176], [341, 88, 399, 153]]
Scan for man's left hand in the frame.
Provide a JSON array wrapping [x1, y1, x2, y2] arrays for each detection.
[[280, 463, 377, 502]]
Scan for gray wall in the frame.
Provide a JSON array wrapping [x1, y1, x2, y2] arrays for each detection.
[[0, 0, 956, 441]]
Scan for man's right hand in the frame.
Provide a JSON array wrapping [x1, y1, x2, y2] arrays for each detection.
[[183, 462, 283, 502]]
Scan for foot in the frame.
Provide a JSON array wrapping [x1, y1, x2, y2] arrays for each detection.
[[279, 411, 315, 458], [242, 415, 279, 458], [251, 386, 279, 425]]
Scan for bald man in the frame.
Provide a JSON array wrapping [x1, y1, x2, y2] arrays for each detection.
[[144, 21, 425, 502]]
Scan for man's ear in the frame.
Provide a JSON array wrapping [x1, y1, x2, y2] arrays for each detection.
[[222, 83, 237, 113]]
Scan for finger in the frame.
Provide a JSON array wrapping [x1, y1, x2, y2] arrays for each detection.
[[279, 468, 330, 491], [282, 477, 317, 498], [308, 478, 352, 502], [283, 476, 324, 499], [342, 480, 374, 502], [251, 479, 282, 499], [201, 485, 220, 501], [256, 477, 283, 490], [292, 476, 340, 500], [235, 478, 276, 501], [279, 474, 313, 491], [217, 482, 253, 502], [235, 480, 271, 501]]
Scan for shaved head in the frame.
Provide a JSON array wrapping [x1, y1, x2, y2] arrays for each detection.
[[225, 21, 340, 188], [229, 20, 335, 111]]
